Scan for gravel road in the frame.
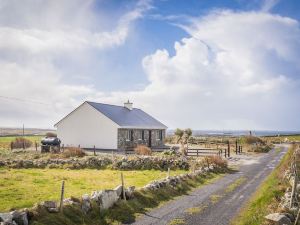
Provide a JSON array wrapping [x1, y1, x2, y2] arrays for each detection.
[[130, 145, 289, 225]]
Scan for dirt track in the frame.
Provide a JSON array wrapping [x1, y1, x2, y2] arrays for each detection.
[[130, 145, 288, 225]]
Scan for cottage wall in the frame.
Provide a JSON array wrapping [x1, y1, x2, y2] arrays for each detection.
[[118, 128, 165, 150]]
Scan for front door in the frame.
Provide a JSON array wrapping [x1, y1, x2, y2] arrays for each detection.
[[148, 130, 152, 147]]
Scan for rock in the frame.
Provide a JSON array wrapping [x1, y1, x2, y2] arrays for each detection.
[[63, 198, 80, 206], [283, 213, 295, 222], [47, 208, 59, 213], [40, 201, 58, 213], [98, 190, 119, 210], [10, 211, 28, 225], [41, 201, 57, 209], [91, 191, 101, 202], [0, 222, 17, 225], [81, 194, 91, 214], [265, 213, 292, 225], [114, 185, 123, 197], [0, 213, 13, 223], [125, 186, 135, 199]]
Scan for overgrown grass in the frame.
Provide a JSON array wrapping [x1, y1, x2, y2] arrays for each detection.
[[0, 168, 187, 211], [0, 135, 43, 153], [30, 172, 225, 225], [225, 177, 246, 193], [168, 218, 186, 225], [185, 206, 206, 215], [210, 194, 222, 204], [231, 146, 293, 225]]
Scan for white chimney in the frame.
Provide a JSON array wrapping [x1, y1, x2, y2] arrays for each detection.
[[124, 100, 133, 110]]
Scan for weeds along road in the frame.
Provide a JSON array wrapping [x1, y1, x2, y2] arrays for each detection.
[[130, 145, 289, 225]]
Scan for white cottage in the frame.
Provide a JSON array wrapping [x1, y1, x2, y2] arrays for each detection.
[[55, 101, 167, 151]]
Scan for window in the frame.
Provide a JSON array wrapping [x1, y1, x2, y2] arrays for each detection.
[[159, 130, 163, 140], [141, 130, 145, 140], [130, 130, 134, 141], [126, 130, 134, 141]]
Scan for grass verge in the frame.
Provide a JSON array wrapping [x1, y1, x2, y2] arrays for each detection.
[[231, 146, 293, 225], [30, 171, 226, 225]]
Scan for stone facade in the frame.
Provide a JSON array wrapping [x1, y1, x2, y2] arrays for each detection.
[[117, 128, 165, 150]]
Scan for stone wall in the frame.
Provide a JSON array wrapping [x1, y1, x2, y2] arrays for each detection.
[[0, 155, 189, 170], [117, 129, 165, 150]]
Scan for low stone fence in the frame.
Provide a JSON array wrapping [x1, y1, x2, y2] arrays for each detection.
[[0, 155, 190, 170], [265, 147, 300, 225], [0, 163, 223, 225]]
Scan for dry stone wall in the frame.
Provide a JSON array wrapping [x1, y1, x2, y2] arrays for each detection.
[[0, 155, 189, 170]]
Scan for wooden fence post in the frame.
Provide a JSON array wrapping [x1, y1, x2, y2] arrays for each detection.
[[59, 180, 65, 212], [227, 140, 230, 158], [121, 172, 126, 201], [235, 139, 238, 154], [93, 145, 96, 156], [35, 141, 38, 151], [10, 142, 13, 151]]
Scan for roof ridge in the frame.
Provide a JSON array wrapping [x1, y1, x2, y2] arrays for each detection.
[[86, 101, 139, 110]]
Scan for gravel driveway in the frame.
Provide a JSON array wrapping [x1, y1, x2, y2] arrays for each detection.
[[130, 145, 289, 225]]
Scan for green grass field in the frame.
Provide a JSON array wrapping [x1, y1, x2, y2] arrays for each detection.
[[0, 168, 187, 211]]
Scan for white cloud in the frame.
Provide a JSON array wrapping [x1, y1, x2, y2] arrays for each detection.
[[1, 1, 300, 131], [0, 0, 151, 54], [103, 10, 300, 130], [0, 0, 150, 128]]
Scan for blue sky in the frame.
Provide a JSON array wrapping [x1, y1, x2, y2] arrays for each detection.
[[0, 0, 300, 130]]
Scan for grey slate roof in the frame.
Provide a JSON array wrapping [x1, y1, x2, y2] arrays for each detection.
[[87, 101, 167, 129]]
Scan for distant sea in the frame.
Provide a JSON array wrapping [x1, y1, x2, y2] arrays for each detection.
[[167, 130, 300, 137]]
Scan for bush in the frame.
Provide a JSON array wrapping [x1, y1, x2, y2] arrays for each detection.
[[203, 156, 228, 169], [45, 132, 57, 137], [134, 145, 152, 155], [252, 145, 272, 153], [11, 137, 32, 149], [62, 147, 86, 158], [162, 146, 179, 156], [242, 135, 264, 145]]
